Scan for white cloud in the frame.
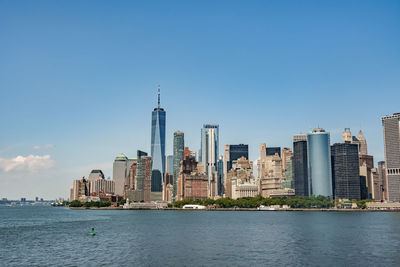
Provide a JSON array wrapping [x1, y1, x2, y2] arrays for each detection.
[[33, 144, 55, 150], [0, 155, 55, 172]]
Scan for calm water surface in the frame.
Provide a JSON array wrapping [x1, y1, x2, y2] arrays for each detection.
[[0, 206, 400, 266]]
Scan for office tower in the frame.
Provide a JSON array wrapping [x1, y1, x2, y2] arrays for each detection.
[[88, 170, 105, 180], [258, 152, 283, 198], [371, 168, 383, 201], [71, 177, 88, 201], [382, 112, 400, 202], [307, 128, 332, 198], [200, 124, 219, 182], [281, 148, 292, 171], [165, 155, 173, 175], [227, 157, 257, 199], [173, 131, 184, 199], [378, 161, 387, 200], [331, 143, 361, 200], [357, 130, 368, 155], [293, 138, 308, 196], [266, 147, 281, 157], [177, 157, 208, 201], [137, 156, 152, 202], [151, 87, 166, 192], [217, 156, 224, 196], [360, 176, 368, 199], [282, 156, 294, 189], [224, 144, 249, 173], [87, 169, 115, 196], [113, 153, 128, 196], [342, 128, 353, 143]]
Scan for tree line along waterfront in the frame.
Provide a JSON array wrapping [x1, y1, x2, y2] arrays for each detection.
[[64, 196, 374, 209]]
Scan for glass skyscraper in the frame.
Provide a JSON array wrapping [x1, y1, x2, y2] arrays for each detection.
[[173, 131, 184, 199], [293, 139, 309, 196], [201, 124, 219, 184], [151, 88, 166, 192], [307, 128, 333, 198], [331, 143, 361, 200]]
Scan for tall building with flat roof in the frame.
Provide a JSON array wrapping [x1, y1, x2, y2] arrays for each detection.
[[293, 139, 308, 196], [151, 87, 166, 192], [113, 153, 128, 196], [382, 112, 400, 202], [173, 131, 184, 199], [200, 124, 219, 184], [331, 143, 361, 200], [307, 128, 332, 198]]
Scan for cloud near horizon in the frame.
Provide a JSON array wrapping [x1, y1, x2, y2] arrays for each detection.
[[33, 144, 55, 150], [0, 155, 55, 172]]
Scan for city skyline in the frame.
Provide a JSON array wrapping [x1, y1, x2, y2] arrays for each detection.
[[1, 1, 400, 199]]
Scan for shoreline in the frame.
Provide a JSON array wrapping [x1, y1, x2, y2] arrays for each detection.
[[68, 207, 400, 212]]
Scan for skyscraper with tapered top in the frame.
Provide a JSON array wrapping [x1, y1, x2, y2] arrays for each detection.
[[151, 86, 166, 193]]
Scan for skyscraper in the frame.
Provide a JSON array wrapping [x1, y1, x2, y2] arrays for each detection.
[[331, 143, 361, 200], [357, 130, 368, 155], [151, 87, 166, 192], [266, 147, 281, 157], [200, 124, 219, 183], [293, 138, 308, 196], [382, 112, 400, 202], [217, 156, 224, 196], [173, 131, 184, 199], [113, 153, 128, 196], [224, 144, 249, 174], [307, 128, 332, 198], [165, 155, 174, 175]]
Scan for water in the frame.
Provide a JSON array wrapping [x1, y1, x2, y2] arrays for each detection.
[[1, 206, 400, 266]]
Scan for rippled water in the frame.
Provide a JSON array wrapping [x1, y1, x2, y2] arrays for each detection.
[[1, 206, 400, 266]]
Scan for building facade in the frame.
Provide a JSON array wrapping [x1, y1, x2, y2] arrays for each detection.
[[331, 143, 361, 200], [293, 139, 308, 196], [307, 128, 332, 198], [113, 153, 128, 196], [173, 131, 184, 199], [151, 88, 166, 193], [177, 157, 209, 201], [200, 124, 219, 184], [382, 112, 400, 202]]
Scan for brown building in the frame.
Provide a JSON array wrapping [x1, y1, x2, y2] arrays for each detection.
[[359, 154, 374, 169], [183, 147, 192, 160], [177, 157, 208, 201]]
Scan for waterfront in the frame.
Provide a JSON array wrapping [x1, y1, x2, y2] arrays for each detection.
[[1, 206, 400, 266]]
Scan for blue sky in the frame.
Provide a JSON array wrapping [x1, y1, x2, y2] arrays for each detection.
[[1, 0, 399, 199]]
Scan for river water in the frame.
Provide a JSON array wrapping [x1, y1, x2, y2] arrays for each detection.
[[0, 206, 399, 266]]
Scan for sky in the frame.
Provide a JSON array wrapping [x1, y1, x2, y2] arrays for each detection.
[[0, 0, 399, 200]]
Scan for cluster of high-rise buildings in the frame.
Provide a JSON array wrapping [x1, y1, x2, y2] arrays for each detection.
[[70, 91, 400, 204]]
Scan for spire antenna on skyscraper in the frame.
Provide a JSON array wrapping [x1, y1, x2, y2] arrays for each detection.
[[158, 85, 160, 108]]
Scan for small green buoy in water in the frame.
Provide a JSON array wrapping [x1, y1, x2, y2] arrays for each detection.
[[90, 227, 96, 236]]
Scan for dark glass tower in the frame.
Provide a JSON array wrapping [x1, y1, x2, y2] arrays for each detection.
[[331, 143, 361, 200], [266, 147, 281, 157], [151, 87, 166, 192], [227, 144, 248, 172], [293, 140, 309, 196]]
